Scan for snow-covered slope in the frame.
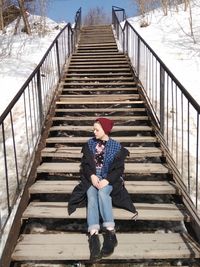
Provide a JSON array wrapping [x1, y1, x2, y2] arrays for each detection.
[[0, 15, 65, 116], [128, 1, 200, 104]]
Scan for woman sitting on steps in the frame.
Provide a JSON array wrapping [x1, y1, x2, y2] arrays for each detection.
[[68, 117, 138, 262]]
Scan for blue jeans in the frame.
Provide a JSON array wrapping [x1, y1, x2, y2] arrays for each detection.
[[87, 184, 115, 232]]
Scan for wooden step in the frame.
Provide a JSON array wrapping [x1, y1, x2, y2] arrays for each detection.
[[49, 125, 152, 132], [54, 107, 145, 113], [29, 180, 178, 195], [68, 65, 130, 70], [52, 116, 149, 121], [77, 49, 118, 53], [63, 83, 136, 87], [70, 58, 126, 62], [12, 233, 200, 261], [41, 146, 163, 159], [64, 77, 133, 81], [80, 39, 115, 42], [22, 202, 189, 222], [58, 95, 140, 102], [61, 88, 138, 92], [67, 68, 130, 73], [37, 162, 168, 174], [69, 62, 128, 66], [56, 100, 144, 105], [78, 43, 116, 47], [65, 72, 132, 77], [45, 136, 156, 144], [71, 54, 125, 58]]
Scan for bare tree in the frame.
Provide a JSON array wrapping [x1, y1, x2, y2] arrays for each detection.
[[83, 7, 110, 25], [0, 0, 4, 30], [17, 0, 31, 34], [184, 0, 190, 11]]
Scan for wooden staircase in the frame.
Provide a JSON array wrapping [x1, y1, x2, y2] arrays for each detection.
[[11, 25, 200, 266]]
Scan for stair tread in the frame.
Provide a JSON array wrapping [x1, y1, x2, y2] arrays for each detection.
[[52, 116, 148, 120], [12, 233, 200, 261], [49, 125, 152, 132], [29, 180, 178, 195], [41, 146, 162, 158], [56, 100, 144, 105], [45, 136, 156, 144], [37, 162, 168, 174], [22, 202, 189, 221], [54, 107, 145, 112]]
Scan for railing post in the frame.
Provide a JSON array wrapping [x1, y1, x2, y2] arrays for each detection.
[[2, 122, 11, 214], [56, 40, 61, 80], [68, 26, 71, 57], [160, 66, 165, 134], [37, 69, 43, 128], [137, 37, 140, 78]]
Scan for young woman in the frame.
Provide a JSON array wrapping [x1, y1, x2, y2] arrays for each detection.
[[68, 117, 138, 261]]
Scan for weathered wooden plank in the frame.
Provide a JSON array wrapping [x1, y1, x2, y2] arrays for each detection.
[[65, 72, 131, 76], [37, 162, 168, 174], [70, 59, 127, 63], [52, 116, 149, 121], [67, 68, 130, 72], [29, 180, 178, 195], [61, 88, 138, 92], [56, 100, 144, 105], [22, 202, 189, 222], [69, 64, 128, 69], [55, 107, 145, 112], [12, 233, 200, 261], [76, 50, 119, 54], [78, 43, 116, 47], [64, 76, 133, 80], [63, 82, 137, 86], [57, 99, 140, 104], [41, 146, 162, 159], [59, 93, 139, 98], [49, 125, 152, 132], [46, 136, 156, 144]]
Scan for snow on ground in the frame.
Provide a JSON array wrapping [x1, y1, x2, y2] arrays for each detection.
[[127, 1, 200, 104], [0, 15, 65, 116], [125, 1, 200, 208]]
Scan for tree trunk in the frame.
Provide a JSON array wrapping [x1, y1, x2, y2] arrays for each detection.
[[0, 0, 4, 30], [18, 0, 31, 34]]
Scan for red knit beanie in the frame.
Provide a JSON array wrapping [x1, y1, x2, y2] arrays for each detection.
[[96, 117, 114, 135]]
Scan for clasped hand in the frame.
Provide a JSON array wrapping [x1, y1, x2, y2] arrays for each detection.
[[91, 174, 109, 189]]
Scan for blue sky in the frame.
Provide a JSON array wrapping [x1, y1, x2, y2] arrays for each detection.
[[47, 0, 137, 23]]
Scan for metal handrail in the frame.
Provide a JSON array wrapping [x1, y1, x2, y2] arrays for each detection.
[[0, 8, 81, 243], [112, 6, 200, 210]]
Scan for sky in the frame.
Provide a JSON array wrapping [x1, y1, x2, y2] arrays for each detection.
[[47, 0, 137, 23]]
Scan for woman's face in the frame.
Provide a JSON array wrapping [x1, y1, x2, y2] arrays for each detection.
[[93, 122, 107, 140]]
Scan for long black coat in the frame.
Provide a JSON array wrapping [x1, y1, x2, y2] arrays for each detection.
[[68, 142, 136, 216]]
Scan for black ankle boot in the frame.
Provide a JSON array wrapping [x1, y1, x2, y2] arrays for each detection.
[[101, 229, 118, 257], [88, 233, 101, 262]]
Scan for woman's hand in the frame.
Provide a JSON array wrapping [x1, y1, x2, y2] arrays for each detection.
[[91, 174, 100, 188], [98, 179, 109, 189]]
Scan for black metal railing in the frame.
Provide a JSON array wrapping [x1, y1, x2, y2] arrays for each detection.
[[112, 6, 200, 210], [0, 8, 81, 239]]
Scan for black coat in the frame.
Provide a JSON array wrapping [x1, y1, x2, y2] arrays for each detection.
[[68, 142, 136, 216]]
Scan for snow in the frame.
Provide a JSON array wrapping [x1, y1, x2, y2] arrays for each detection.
[[127, 1, 200, 104], [116, 1, 200, 209], [0, 15, 65, 115], [1, 0, 200, 259]]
